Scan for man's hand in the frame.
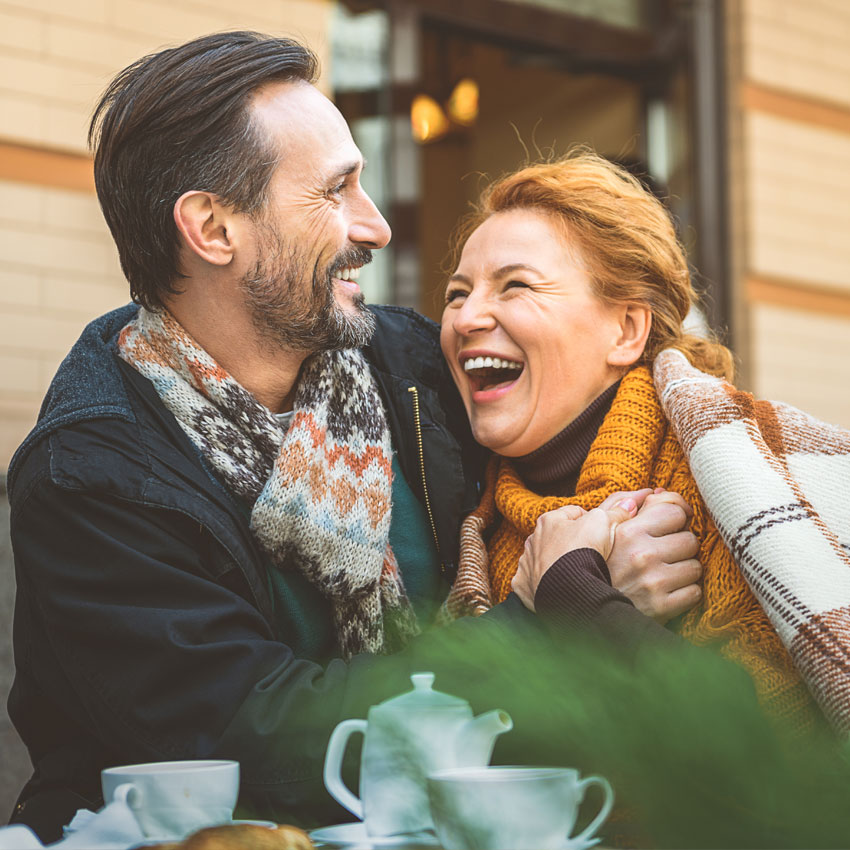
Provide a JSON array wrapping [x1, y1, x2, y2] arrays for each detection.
[[605, 489, 702, 623], [511, 494, 644, 611]]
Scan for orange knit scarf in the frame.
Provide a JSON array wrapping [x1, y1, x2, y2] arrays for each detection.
[[459, 367, 818, 732]]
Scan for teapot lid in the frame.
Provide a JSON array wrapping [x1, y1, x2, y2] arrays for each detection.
[[378, 673, 468, 710]]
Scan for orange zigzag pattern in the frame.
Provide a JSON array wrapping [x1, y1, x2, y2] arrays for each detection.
[[290, 412, 393, 478]]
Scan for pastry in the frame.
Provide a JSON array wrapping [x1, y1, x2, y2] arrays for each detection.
[[179, 823, 312, 850]]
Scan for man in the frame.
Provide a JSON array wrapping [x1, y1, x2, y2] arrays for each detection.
[[6, 32, 701, 842]]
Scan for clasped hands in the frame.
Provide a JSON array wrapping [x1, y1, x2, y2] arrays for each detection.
[[511, 489, 702, 623]]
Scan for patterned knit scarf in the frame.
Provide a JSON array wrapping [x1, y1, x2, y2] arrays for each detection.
[[447, 364, 822, 734], [117, 307, 418, 659]]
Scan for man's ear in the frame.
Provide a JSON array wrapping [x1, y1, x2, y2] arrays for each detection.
[[607, 303, 652, 368], [173, 191, 237, 267]]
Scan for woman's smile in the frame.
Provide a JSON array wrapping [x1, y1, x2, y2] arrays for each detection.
[[460, 350, 525, 401]]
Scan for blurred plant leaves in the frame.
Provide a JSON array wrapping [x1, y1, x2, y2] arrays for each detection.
[[400, 613, 850, 849]]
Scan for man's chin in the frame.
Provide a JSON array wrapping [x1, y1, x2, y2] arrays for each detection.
[[325, 297, 375, 350]]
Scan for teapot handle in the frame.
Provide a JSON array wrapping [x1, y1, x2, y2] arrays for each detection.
[[323, 718, 368, 820]]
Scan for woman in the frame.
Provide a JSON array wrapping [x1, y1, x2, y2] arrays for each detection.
[[440, 150, 841, 734]]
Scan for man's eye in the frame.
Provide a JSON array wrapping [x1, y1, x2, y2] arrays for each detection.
[[505, 279, 529, 290]]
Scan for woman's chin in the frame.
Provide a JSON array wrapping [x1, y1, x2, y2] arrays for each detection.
[[470, 425, 540, 458], [470, 427, 504, 455]]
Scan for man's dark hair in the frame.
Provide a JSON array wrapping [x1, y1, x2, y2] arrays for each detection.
[[88, 31, 319, 310]]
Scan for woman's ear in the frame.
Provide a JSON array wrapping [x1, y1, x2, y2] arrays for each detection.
[[173, 191, 237, 267], [607, 303, 652, 367]]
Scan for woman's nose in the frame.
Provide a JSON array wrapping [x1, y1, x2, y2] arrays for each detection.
[[451, 291, 497, 336]]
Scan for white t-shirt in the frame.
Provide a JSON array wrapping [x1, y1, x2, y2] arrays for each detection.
[[274, 410, 295, 434]]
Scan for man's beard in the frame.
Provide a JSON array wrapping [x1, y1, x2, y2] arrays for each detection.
[[240, 226, 376, 353]]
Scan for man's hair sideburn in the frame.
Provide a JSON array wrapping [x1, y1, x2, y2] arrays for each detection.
[[88, 31, 319, 311]]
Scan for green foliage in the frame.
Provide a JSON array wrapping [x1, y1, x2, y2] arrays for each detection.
[[407, 616, 850, 848]]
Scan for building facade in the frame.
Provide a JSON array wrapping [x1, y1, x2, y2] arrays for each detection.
[[1, 0, 849, 472], [725, 0, 850, 421]]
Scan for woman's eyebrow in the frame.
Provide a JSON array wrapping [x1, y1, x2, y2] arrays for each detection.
[[448, 263, 543, 285], [494, 263, 543, 277]]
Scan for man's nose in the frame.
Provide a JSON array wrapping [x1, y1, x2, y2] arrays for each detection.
[[349, 189, 391, 249]]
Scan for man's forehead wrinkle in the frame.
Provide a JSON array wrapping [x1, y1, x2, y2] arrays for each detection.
[[259, 118, 361, 185]]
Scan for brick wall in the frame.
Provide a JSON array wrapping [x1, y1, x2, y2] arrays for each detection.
[[744, 0, 850, 109], [0, 0, 330, 154], [729, 0, 850, 425], [0, 0, 332, 468], [744, 114, 850, 291]]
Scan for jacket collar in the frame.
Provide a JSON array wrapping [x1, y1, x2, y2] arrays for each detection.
[[8, 304, 140, 498]]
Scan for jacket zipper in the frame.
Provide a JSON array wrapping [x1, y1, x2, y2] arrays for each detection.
[[407, 385, 445, 574]]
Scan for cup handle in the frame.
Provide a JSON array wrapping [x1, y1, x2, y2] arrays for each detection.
[[570, 775, 614, 849], [110, 782, 141, 807], [323, 718, 368, 820]]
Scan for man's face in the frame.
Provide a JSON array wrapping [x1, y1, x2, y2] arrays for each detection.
[[240, 81, 391, 352]]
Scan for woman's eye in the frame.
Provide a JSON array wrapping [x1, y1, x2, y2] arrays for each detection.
[[505, 280, 529, 290], [445, 288, 468, 304]]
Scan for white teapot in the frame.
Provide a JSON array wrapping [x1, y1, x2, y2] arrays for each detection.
[[323, 672, 512, 837]]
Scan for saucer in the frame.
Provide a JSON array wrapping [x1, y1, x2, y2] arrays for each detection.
[[564, 838, 602, 850], [310, 822, 439, 848]]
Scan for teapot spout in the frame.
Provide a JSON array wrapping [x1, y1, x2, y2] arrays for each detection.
[[458, 709, 513, 767]]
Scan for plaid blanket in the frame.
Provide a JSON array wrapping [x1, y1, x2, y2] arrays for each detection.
[[653, 349, 850, 734]]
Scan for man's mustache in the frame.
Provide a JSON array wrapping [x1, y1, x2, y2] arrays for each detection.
[[326, 247, 374, 280]]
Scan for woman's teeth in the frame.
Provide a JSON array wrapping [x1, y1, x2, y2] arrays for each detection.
[[336, 267, 361, 281], [463, 356, 523, 372], [462, 356, 524, 392]]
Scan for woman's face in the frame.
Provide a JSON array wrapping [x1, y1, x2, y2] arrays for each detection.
[[440, 209, 628, 457]]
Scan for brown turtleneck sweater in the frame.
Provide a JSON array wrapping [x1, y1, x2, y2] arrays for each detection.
[[515, 380, 619, 497], [515, 381, 680, 649]]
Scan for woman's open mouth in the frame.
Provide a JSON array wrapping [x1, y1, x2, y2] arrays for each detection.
[[462, 355, 524, 395]]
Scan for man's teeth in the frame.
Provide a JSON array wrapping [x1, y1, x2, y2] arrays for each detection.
[[337, 267, 361, 281], [463, 356, 523, 372]]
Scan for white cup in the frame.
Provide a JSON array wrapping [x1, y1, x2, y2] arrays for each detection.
[[101, 759, 239, 841], [427, 766, 614, 850]]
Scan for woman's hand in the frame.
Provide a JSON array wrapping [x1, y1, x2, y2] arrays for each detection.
[[511, 496, 642, 611], [605, 489, 703, 623]]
